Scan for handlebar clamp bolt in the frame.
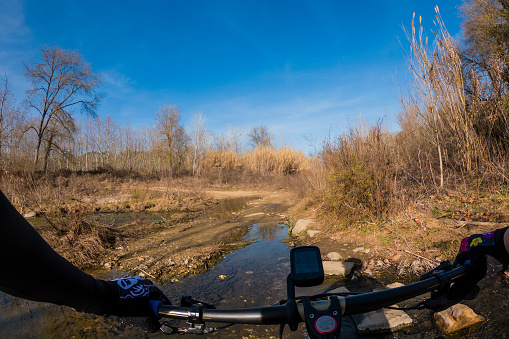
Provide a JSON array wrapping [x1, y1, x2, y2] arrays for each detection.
[[309, 314, 315, 319]]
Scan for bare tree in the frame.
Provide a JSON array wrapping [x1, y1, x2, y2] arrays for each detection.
[[0, 75, 26, 167], [25, 46, 102, 171], [154, 104, 190, 173], [212, 124, 244, 153], [190, 111, 209, 175], [248, 125, 273, 148]]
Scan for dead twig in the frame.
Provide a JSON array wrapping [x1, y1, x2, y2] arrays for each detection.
[[138, 268, 156, 279], [404, 249, 439, 265]]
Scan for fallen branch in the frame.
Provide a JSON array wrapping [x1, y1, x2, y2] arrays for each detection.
[[404, 250, 439, 265], [138, 268, 156, 279]]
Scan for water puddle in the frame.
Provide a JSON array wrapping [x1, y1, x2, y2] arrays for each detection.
[[208, 196, 260, 221]]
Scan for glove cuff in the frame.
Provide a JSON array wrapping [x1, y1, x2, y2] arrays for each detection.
[[80, 279, 119, 316], [494, 226, 509, 264]]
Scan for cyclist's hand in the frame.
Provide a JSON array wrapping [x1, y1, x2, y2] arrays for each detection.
[[449, 227, 509, 300], [107, 276, 170, 333]]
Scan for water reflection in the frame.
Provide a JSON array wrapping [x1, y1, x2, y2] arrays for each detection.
[[247, 221, 280, 241], [208, 196, 259, 221]]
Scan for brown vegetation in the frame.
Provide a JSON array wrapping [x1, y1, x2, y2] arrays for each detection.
[[314, 4, 509, 227]]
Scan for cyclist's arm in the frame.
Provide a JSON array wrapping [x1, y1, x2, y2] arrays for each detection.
[[504, 228, 509, 253], [0, 189, 117, 315]]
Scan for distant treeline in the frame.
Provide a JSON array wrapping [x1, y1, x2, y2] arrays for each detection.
[[0, 47, 307, 176]]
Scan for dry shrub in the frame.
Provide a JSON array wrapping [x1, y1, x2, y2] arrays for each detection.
[[44, 212, 122, 267], [244, 147, 309, 175], [201, 149, 243, 171], [320, 122, 399, 224]]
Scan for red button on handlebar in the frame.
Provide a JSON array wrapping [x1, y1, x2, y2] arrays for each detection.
[[314, 315, 337, 334]]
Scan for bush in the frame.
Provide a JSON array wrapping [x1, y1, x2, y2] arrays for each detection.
[[320, 123, 398, 224]]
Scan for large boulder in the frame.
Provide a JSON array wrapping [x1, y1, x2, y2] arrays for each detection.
[[291, 219, 316, 236], [322, 261, 355, 276], [327, 252, 343, 261], [357, 308, 413, 333], [433, 304, 484, 334]]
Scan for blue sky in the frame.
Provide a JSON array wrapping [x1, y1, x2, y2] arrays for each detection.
[[0, 0, 463, 154]]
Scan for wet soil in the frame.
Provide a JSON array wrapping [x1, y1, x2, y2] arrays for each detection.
[[96, 190, 296, 282]]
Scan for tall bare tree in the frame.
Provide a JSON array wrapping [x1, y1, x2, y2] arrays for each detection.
[[154, 104, 189, 173], [25, 46, 102, 171], [248, 125, 273, 148], [0, 75, 26, 167], [190, 111, 209, 175]]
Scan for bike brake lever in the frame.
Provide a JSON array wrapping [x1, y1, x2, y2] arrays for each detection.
[[420, 260, 452, 281], [180, 296, 216, 309], [418, 285, 480, 312]]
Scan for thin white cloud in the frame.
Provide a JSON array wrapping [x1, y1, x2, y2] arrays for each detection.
[[101, 69, 136, 91], [0, 1, 30, 44]]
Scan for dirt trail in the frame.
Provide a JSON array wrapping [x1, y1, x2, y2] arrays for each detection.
[[101, 189, 296, 282]]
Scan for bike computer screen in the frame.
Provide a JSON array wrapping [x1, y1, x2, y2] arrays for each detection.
[[290, 246, 324, 287]]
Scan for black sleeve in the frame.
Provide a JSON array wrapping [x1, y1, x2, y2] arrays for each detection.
[[0, 189, 117, 315]]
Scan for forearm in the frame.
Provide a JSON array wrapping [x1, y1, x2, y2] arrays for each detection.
[[504, 227, 509, 254], [0, 190, 116, 314]]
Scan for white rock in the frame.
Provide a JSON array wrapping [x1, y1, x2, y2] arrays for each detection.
[[24, 211, 37, 218], [291, 219, 315, 236], [357, 308, 413, 333], [353, 247, 370, 254], [322, 261, 355, 276], [327, 252, 343, 261], [329, 286, 350, 294], [244, 212, 265, 218], [307, 230, 320, 237]]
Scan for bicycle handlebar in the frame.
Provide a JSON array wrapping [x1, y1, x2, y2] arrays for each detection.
[[156, 264, 469, 325]]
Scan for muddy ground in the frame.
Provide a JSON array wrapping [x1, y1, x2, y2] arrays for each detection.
[[29, 184, 509, 284], [60, 188, 298, 282]]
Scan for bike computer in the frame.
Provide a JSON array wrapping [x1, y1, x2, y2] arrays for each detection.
[[290, 246, 324, 287]]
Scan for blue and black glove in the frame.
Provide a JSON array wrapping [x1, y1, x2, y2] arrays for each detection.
[[449, 227, 509, 300], [105, 276, 171, 333]]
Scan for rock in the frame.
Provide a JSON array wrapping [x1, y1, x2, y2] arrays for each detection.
[[329, 286, 350, 294], [307, 230, 320, 237], [291, 219, 315, 236], [322, 261, 355, 276], [244, 212, 265, 218], [353, 247, 370, 254], [24, 211, 37, 218], [357, 308, 413, 333], [327, 252, 343, 261], [386, 282, 405, 289], [433, 304, 485, 334]]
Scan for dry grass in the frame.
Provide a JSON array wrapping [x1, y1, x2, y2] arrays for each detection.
[[319, 122, 399, 225], [44, 212, 123, 267], [399, 6, 509, 189], [198, 147, 309, 175]]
